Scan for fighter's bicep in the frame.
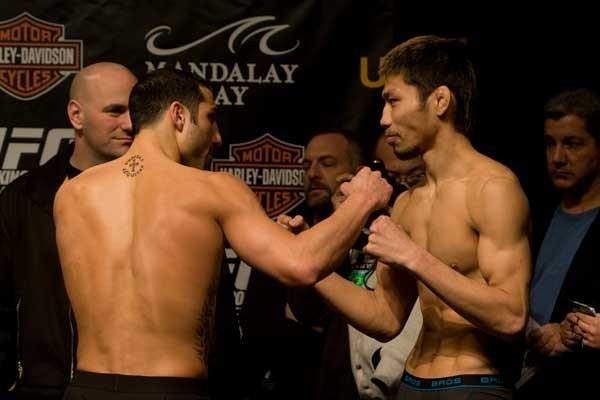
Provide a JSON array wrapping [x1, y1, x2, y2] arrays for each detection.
[[473, 178, 531, 289], [477, 234, 530, 290], [215, 173, 296, 277]]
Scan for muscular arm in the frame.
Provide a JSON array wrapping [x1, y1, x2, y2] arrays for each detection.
[[315, 262, 418, 341], [314, 193, 418, 341], [215, 169, 390, 286], [372, 177, 530, 342]]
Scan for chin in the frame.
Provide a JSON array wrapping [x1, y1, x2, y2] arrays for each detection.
[[393, 146, 421, 160], [107, 149, 128, 160], [306, 196, 330, 210], [552, 180, 574, 192]]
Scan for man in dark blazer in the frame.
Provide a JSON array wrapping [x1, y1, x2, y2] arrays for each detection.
[[517, 88, 600, 398], [0, 63, 137, 400]]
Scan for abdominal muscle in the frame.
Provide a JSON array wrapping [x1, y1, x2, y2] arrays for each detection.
[[405, 302, 499, 378]]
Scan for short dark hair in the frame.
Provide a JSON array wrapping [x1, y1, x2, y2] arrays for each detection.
[[129, 69, 210, 135], [379, 35, 477, 135], [544, 88, 600, 141]]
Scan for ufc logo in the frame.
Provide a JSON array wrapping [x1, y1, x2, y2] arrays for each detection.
[[0, 127, 74, 169]]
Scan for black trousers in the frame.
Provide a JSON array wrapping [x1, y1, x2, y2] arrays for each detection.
[[63, 370, 210, 400]]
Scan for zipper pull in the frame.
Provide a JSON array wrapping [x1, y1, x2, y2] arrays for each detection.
[[17, 360, 23, 380]]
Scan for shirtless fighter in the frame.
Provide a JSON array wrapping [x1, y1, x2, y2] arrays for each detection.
[[312, 36, 531, 399], [53, 70, 391, 400]]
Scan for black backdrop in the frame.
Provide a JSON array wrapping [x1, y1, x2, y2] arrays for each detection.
[[2, 0, 599, 338]]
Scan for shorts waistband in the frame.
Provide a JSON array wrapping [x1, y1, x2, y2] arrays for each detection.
[[401, 371, 508, 391], [71, 370, 210, 394]]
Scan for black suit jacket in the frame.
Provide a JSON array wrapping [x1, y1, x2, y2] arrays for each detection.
[[519, 204, 600, 397]]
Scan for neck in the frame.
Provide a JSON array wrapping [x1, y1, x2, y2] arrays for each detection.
[[70, 143, 111, 171], [129, 127, 182, 163], [422, 127, 475, 183], [561, 175, 600, 213]]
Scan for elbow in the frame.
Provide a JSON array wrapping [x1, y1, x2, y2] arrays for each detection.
[[497, 313, 527, 343], [367, 317, 403, 343], [282, 260, 321, 287]]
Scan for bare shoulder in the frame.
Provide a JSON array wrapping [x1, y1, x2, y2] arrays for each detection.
[[53, 172, 94, 219], [54, 178, 74, 214], [466, 155, 529, 230], [54, 163, 109, 203], [204, 170, 250, 191], [390, 189, 412, 224], [466, 155, 523, 196], [199, 171, 263, 214], [202, 171, 256, 199]]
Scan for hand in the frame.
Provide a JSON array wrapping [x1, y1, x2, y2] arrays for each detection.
[[276, 214, 309, 234], [331, 173, 354, 210], [363, 215, 420, 269], [341, 167, 392, 212], [561, 313, 582, 349], [569, 312, 600, 349], [529, 323, 571, 357]]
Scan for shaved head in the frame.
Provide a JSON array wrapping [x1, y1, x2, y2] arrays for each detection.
[[70, 62, 136, 102], [67, 62, 137, 170]]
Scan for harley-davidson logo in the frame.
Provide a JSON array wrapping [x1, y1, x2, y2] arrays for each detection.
[[0, 12, 83, 100], [211, 133, 305, 218]]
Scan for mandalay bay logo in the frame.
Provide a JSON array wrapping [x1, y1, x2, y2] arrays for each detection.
[[144, 16, 300, 106]]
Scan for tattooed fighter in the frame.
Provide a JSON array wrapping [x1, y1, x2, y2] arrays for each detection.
[[54, 69, 392, 400]]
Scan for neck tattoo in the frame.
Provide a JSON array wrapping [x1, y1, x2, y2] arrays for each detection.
[[122, 154, 144, 177]]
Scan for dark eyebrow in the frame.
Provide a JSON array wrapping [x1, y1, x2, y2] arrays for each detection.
[[102, 104, 127, 113], [563, 135, 584, 141], [206, 107, 217, 119]]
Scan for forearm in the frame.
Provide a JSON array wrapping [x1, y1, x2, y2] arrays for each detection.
[[294, 193, 375, 281], [409, 250, 526, 342], [315, 273, 403, 341]]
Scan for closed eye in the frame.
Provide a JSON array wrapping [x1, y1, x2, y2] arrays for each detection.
[[103, 104, 127, 116]]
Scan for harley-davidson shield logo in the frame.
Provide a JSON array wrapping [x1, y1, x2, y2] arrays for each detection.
[[0, 12, 83, 100], [211, 133, 305, 218]]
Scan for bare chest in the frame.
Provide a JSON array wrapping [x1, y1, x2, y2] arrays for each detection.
[[401, 185, 479, 276]]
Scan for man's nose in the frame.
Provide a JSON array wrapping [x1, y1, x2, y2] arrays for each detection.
[[380, 103, 392, 128], [552, 145, 567, 165], [307, 163, 321, 179], [212, 125, 222, 146], [122, 111, 133, 133]]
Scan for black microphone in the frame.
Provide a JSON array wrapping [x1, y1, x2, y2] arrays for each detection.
[[347, 159, 407, 288], [369, 159, 407, 206]]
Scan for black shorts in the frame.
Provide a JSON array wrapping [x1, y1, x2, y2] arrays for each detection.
[[63, 370, 210, 400], [396, 371, 512, 400]]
